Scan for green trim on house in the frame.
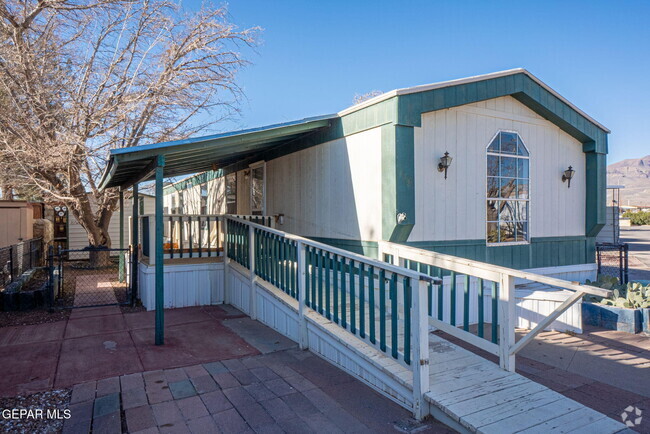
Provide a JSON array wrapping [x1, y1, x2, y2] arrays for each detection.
[[392, 72, 608, 237], [585, 151, 607, 237], [381, 124, 416, 242], [400, 236, 596, 270]]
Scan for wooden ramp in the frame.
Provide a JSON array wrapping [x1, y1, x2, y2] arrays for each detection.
[[425, 334, 628, 434], [222, 218, 630, 434]]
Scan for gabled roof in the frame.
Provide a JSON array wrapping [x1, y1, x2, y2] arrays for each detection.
[[339, 68, 609, 133]]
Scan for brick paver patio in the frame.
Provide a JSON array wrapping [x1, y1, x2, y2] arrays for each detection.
[[2, 303, 649, 432], [1, 304, 451, 433], [63, 346, 452, 433]]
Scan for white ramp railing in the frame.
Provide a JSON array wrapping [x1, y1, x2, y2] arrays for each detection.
[[378, 241, 612, 371], [224, 216, 438, 419]]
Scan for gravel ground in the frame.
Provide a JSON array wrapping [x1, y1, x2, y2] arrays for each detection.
[[0, 389, 71, 434]]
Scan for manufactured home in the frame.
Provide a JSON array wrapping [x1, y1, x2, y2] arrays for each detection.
[[97, 69, 624, 431], [161, 71, 607, 274]]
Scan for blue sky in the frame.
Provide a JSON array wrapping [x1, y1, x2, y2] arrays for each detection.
[[189, 0, 650, 164]]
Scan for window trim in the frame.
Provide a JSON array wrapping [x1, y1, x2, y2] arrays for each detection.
[[485, 130, 531, 247]]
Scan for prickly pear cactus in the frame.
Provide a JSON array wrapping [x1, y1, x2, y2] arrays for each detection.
[[584, 277, 650, 309]]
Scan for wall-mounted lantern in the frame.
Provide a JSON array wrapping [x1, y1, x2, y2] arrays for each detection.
[[274, 213, 285, 225], [396, 212, 407, 225], [438, 151, 453, 179], [562, 165, 575, 188]]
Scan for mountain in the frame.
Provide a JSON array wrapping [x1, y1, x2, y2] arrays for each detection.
[[607, 155, 650, 206]]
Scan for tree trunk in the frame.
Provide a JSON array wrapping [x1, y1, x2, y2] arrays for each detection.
[[68, 193, 116, 267]]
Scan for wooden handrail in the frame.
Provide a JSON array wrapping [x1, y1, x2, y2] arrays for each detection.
[[378, 241, 612, 298], [379, 240, 606, 372]]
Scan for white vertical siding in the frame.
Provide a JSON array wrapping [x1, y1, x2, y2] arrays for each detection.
[[237, 170, 251, 215], [68, 195, 155, 250], [138, 261, 224, 310], [410, 96, 586, 242], [266, 127, 383, 241], [208, 176, 226, 214]]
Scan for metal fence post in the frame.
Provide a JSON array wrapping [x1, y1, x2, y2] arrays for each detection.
[[623, 243, 630, 284], [619, 246, 623, 284], [297, 240, 308, 350], [130, 245, 137, 306], [47, 245, 54, 308], [9, 245, 14, 283]]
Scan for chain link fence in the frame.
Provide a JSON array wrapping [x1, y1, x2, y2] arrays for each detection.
[[0, 238, 44, 289], [51, 247, 132, 308], [596, 242, 629, 284]]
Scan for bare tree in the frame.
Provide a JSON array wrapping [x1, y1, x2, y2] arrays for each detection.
[[352, 90, 383, 105], [0, 0, 259, 247]]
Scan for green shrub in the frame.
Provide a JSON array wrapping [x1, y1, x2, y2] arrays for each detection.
[[629, 211, 650, 225], [585, 276, 650, 308]]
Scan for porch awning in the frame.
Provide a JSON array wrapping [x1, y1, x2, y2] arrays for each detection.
[[98, 114, 335, 190]]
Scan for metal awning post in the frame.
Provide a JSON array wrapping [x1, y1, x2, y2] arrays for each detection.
[[132, 184, 139, 306], [119, 190, 125, 282], [155, 155, 166, 345]]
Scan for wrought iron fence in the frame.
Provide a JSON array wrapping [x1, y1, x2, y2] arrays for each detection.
[[0, 238, 43, 288], [596, 242, 629, 284]]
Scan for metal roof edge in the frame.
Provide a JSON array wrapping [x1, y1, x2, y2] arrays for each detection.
[[337, 68, 610, 133], [109, 114, 337, 157]]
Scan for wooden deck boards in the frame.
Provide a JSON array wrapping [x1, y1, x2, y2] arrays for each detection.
[[425, 334, 627, 433]]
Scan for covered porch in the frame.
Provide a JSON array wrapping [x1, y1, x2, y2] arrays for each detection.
[[98, 116, 334, 344]]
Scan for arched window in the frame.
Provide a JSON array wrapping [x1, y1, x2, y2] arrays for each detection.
[[486, 131, 529, 244]]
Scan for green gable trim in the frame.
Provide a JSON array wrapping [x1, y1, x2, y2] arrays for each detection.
[[401, 236, 595, 270], [395, 73, 607, 145], [393, 72, 607, 237]]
